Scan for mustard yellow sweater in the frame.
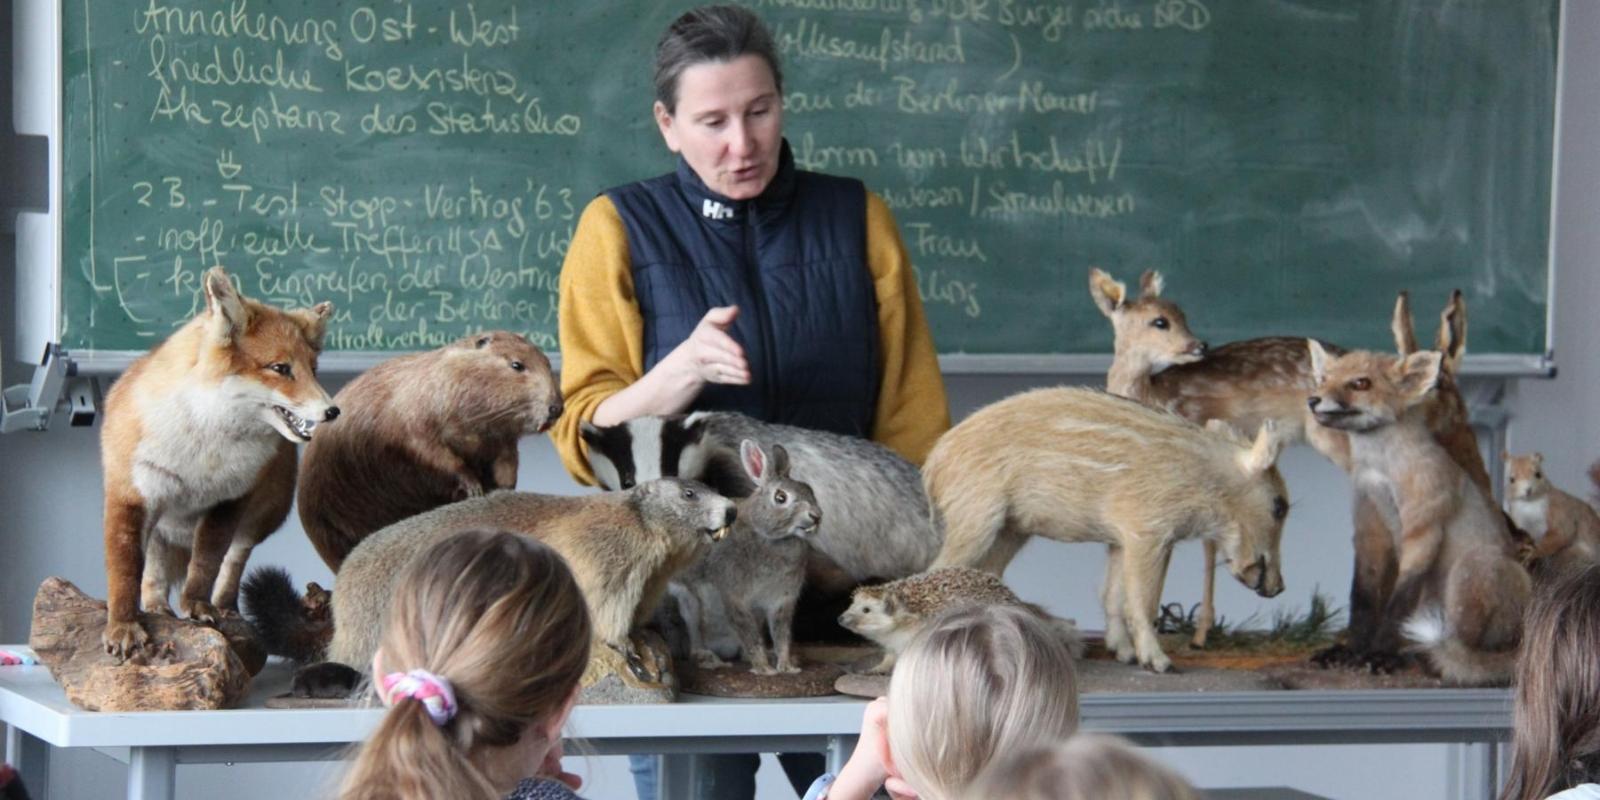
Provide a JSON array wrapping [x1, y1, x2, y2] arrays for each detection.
[[553, 191, 951, 484]]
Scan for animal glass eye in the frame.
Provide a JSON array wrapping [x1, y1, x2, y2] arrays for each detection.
[[1152, 317, 1170, 330], [682, 487, 697, 500], [476, 336, 490, 348], [1535, 471, 1543, 480], [1273, 496, 1289, 520], [1349, 377, 1372, 391], [774, 489, 788, 504], [510, 361, 526, 372], [268, 363, 292, 377]]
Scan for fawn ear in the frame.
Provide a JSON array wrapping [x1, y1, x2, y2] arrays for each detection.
[[1393, 351, 1444, 406], [1391, 291, 1418, 356], [1307, 339, 1334, 384], [1138, 269, 1165, 299], [1435, 290, 1468, 375], [1240, 420, 1287, 475], [740, 439, 769, 483], [1089, 268, 1128, 318]]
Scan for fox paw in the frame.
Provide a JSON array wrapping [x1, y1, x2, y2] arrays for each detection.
[[1360, 650, 1408, 675], [178, 598, 220, 626], [1311, 644, 1360, 669], [102, 619, 150, 660]]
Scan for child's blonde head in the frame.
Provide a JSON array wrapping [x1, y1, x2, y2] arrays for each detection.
[[967, 734, 1201, 800], [886, 604, 1080, 800], [338, 530, 592, 800]]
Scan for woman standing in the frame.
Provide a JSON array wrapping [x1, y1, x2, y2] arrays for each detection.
[[551, 6, 951, 799]]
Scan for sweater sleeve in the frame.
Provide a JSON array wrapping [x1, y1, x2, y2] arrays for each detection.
[[864, 191, 951, 466], [551, 195, 645, 485]]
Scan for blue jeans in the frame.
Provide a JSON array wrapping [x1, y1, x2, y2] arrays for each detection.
[[628, 752, 825, 800]]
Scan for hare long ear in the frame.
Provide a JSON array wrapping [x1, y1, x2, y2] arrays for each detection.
[[769, 443, 791, 477], [1089, 268, 1128, 318], [1391, 291, 1418, 356], [740, 439, 769, 483], [1436, 290, 1468, 375]]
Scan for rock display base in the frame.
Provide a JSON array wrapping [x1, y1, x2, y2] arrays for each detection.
[[579, 630, 677, 704], [681, 660, 845, 698], [28, 577, 259, 711]]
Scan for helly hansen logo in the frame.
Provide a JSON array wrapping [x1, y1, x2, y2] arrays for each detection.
[[702, 199, 735, 220]]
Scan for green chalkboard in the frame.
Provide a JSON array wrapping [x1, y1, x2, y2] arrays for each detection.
[[60, 0, 1557, 360]]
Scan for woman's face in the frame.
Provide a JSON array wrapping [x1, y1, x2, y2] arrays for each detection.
[[654, 54, 783, 201]]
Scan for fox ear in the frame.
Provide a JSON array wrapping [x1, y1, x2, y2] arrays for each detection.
[[740, 439, 768, 483], [1088, 268, 1128, 318], [1307, 339, 1333, 384], [1435, 290, 1468, 375], [1139, 269, 1165, 299], [1393, 351, 1443, 405], [1240, 419, 1287, 475], [294, 302, 334, 350], [1391, 291, 1418, 356], [203, 267, 247, 343]]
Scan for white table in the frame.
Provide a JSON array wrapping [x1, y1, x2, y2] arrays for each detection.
[[1, 651, 1514, 800]]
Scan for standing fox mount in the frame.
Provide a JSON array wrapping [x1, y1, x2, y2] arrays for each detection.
[[926, 388, 1291, 674], [1307, 343, 1529, 685], [99, 266, 337, 660]]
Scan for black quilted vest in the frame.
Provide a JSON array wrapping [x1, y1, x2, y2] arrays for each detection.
[[606, 140, 879, 436]]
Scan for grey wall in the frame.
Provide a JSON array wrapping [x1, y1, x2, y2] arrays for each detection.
[[5, 1, 1598, 797]]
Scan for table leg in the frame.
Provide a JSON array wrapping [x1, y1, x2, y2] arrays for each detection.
[[827, 735, 856, 776], [1448, 742, 1499, 800], [659, 753, 692, 800], [10, 728, 51, 799], [127, 746, 175, 800]]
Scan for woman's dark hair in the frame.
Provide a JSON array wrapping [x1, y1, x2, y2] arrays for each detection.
[[654, 5, 783, 114], [1500, 562, 1600, 800]]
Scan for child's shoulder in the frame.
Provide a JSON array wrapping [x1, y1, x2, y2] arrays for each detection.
[[504, 777, 587, 800], [1548, 785, 1600, 800]]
